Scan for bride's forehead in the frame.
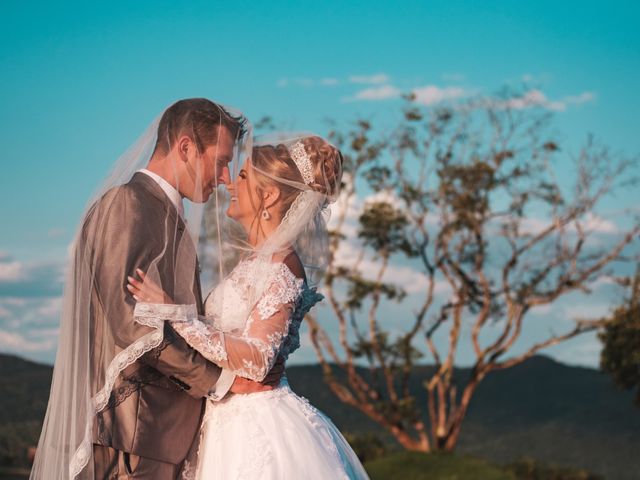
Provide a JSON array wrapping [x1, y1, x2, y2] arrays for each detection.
[[241, 158, 254, 172]]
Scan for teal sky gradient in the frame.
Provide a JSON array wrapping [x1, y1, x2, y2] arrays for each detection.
[[0, 0, 638, 364]]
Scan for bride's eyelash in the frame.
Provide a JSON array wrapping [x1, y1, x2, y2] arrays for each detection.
[[239, 170, 247, 179]]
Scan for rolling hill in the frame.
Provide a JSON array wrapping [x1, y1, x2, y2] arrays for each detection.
[[1, 353, 638, 479]]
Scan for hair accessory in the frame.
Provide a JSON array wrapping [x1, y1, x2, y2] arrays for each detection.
[[289, 141, 315, 185]]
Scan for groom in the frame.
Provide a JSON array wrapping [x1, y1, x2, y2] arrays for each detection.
[[82, 99, 281, 479]]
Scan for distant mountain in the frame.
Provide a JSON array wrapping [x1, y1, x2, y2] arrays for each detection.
[[288, 356, 640, 480], [1, 353, 638, 479], [0, 354, 52, 468]]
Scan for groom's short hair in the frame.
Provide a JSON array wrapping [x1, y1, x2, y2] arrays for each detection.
[[153, 98, 246, 156]]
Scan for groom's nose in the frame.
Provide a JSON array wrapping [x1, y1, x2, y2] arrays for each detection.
[[218, 166, 231, 185]]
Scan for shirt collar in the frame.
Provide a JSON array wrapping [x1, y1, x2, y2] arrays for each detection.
[[138, 169, 184, 217]]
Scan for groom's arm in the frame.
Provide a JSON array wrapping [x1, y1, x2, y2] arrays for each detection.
[[87, 187, 223, 399]]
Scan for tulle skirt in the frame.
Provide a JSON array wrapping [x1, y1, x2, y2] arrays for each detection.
[[191, 379, 369, 479]]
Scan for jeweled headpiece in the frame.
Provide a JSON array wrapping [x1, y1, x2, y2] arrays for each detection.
[[289, 141, 315, 185]]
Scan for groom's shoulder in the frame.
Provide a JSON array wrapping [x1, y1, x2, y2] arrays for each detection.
[[96, 179, 149, 210], [84, 180, 151, 226]]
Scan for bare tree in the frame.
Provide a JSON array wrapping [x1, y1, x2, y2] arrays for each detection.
[[307, 91, 640, 452]]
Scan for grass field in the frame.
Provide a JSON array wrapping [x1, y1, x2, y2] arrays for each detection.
[[1, 453, 604, 479], [0, 467, 29, 480], [365, 452, 515, 480]]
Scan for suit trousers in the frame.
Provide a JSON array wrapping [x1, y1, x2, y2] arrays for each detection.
[[92, 444, 182, 479]]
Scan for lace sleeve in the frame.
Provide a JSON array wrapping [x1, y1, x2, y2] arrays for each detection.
[[134, 263, 304, 381]]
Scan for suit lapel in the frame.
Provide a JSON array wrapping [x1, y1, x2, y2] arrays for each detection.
[[129, 172, 185, 231], [129, 172, 203, 309]]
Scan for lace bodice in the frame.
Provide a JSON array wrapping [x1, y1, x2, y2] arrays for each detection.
[[134, 257, 322, 381]]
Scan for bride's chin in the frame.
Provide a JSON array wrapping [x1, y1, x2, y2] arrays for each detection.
[[226, 207, 238, 219]]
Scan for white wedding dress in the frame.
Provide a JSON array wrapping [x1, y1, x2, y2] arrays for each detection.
[[136, 256, 369, 479]]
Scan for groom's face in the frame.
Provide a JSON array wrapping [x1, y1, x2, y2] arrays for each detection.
[[182, 126, 235, 203]]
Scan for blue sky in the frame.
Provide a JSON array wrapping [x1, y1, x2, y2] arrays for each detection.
[[1, 0, 639, 365]]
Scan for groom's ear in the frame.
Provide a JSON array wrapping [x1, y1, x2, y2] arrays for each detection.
[[177, 135, 193, 163]]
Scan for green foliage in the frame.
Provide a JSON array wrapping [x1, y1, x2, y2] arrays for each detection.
[[437, 160, 496, 228], [363, 165, 393, 192], [599, 273, 640, 406], [365, 452, 515, 480], [343, 432, 389, 463], [0, 423, 40, 468], [364, 453, 605, 480], [505, 458, 604, 480], [358, 201, 416, 257], [335, 269, 406, 310]]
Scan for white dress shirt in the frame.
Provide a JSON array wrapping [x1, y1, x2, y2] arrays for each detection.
[[137, 169, 235, 400]]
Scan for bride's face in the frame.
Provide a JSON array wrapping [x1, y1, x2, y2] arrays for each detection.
[[226, 160, 262, 228]]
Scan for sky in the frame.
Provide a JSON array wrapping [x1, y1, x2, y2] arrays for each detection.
[[0, 0, 639, 366]]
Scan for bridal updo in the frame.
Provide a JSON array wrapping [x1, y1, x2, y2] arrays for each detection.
[[251, 136, 343, 219]]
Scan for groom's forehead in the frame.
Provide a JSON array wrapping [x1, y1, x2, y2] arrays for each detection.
[[216, 124, 236, 143]]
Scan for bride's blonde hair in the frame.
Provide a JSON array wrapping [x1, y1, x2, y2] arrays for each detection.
[[251, 136, 343, 221]]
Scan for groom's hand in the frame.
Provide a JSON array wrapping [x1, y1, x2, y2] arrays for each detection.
[[229, 356, 285, 394]]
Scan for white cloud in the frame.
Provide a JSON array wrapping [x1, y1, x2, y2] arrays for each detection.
[[31, 327, 60, 339], [363, 189, 405, 210], [1, 297, 27, 307], [564, 302, 610, 321], [492, 89, 596, 112], [572, 212, 618, 234], [276, 77, 314, 88], [350, 83, 469, 104], [0, 260, 26, 281], [328, 188, 451, 296], [563, 91, 596, 106], [412, 85, 466, 105], [277, 77, 341, 88], [517, 213, 618, 236], [348, 73, 390, 85], [520, 72, 553, 84], [548, 335, 601, 367], [332, 239, 445, 295], [320, 78, 340, 86], [351, 85, 401, 101], [0, 329, 57, 352], [36, 297, 63, 318], [0, 252, 64, 298], [529, 303, 554, 316], [0, 294, 64, 361], [516, 216, 546, 236], [507, 90, 556, 110], [442, 73, 465, 82]]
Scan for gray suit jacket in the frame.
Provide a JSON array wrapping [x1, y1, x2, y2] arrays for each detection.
[[81, 172, 221, 465]]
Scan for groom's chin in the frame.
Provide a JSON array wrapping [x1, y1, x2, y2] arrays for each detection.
[[190, 190, 213, 204]]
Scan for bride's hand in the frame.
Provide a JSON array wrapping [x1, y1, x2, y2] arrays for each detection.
[[127, 268, 174, 304]]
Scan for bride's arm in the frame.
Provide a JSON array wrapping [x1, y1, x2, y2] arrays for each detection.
[[130, 263, 304, 382]]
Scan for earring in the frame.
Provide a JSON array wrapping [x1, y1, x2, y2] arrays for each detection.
[[261, 207, 271, 221]]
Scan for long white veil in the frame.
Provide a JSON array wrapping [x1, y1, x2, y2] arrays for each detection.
[[30, 99, 251, 480]]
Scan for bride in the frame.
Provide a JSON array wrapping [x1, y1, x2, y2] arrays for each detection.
[[127, 134, 370, 479]]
